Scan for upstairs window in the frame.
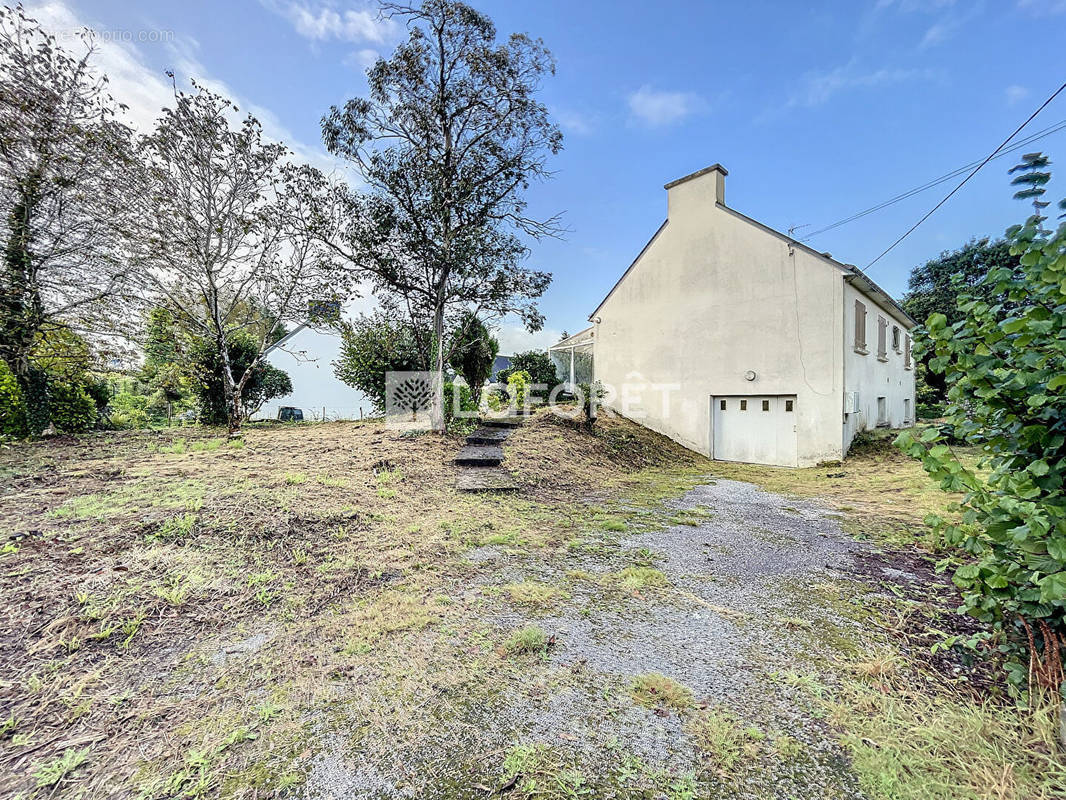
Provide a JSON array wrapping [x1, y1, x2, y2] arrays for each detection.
[[904, 335, 912, 369], [854, 300, 868, 354], [877, 316, 888, 361], [892, 325, 901, 352]]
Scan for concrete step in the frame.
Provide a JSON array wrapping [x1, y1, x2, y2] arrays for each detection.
[[466, 427, 512, 446], [454, 444, 504, 466], [481, 415, 525, 428], [456, 465, 519, 492]]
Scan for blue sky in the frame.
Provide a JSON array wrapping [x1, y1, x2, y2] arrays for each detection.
[[35, 0, 1066, 352]]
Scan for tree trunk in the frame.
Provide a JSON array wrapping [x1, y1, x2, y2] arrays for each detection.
[[216, 335, 243, 436], [431, 303, 446, 432], [2, 176, 49, 435]]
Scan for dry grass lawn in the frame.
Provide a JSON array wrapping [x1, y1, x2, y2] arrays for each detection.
[[0, 412, 706, 798], [0, 412, 1044, 800]]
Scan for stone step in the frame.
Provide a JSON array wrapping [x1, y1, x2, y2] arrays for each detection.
[[466, 427, 512, 446], [481, 415, 525, 428], [456, 465, 519, 492], [454, 444, 504, 466]]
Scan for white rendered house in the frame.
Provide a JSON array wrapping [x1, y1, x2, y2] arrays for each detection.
[[587, 163, 916, 467]]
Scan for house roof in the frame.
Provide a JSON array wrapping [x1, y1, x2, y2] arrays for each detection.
[[587, 177, 916, 328], [714, 203, 917, 327], [663, 163, 728, 190]]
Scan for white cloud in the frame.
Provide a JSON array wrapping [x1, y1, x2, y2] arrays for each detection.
[[343, 47, 380, 70], [1005, 84, 1030, 105], [627, 86, 704, 128], [494, 325, 564, 356], [553, 107, 594, 136], [24, 1, 347, 176], [262, 1, 398, 43], [786, 63, 935, 108], [919, 20, 951, 46], [25, 2, 174, 133]]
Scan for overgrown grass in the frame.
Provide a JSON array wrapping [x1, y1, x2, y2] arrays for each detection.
[[501, 744, 589, 797], [829, 673, 1066, 800], [3, 411, 1024, 799], [614, 566, 669, 590], [503, 581, 569, 608], [501, 626, 550, 656], [685, 708, 762, 773], [709, 428, 975, 549], [629, 673, 693, 711]]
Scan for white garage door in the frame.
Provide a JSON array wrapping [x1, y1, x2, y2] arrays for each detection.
[[712, 395, 798, 467]]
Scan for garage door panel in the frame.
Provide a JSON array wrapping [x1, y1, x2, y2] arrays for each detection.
[[712, 395, 798, 467]]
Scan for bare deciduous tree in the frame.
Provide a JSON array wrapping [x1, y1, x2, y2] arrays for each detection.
[[0, 5, 138, 432], [135, 80, 350, 433]]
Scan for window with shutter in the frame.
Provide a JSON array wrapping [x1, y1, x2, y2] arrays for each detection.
[[854, 300, 867, 354], [877, 316, 888, 361], [892, 326, 901, 352], [904, 335, 912, 369]]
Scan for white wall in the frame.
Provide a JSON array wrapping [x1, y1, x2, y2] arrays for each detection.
[[254, 326, 374, 422], [592, 166, 848, 467], [842, 281, 916, 452]]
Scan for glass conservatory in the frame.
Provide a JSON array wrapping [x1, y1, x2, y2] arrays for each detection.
[[547, 326, 594, 391]]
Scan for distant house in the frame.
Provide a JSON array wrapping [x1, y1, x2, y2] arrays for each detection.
[[491, 355, 512, 381], [253, 325, 374, 422], [583, 163, 915, 467]]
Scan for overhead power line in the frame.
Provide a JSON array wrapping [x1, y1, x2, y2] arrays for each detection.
[[862, 80, 1066, 274], [801, 118, 1066, 242]]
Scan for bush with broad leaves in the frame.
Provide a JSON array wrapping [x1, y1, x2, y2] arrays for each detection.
[[895, 153, 1066, 699]]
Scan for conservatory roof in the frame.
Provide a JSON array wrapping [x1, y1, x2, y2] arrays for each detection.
[[548, 326, 594, 351]]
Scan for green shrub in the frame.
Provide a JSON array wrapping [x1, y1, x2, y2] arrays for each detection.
[[915, 402, 945, 420], [496, 350, 558, 390], [896, 153, 1066, 698], [443, 381, 477, 431], [108, 392, 150, 429], [333, 312, 425, 412], [506, 369, 531, 410], [0, 362, 28, 438], [577, 380, 605, 427], [48, 380, 96, 433], [188, 332, 292, 426]]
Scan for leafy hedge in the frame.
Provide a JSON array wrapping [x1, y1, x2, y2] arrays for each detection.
[[0, 362, 28, 438], [0, 361, 96, 436], [896, 154, 1066, 696]]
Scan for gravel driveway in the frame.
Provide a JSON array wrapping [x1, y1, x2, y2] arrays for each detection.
[[305, 478, 898, 799]]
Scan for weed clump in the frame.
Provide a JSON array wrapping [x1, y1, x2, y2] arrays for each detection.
[[504, 581, 568, 608], [629, 673, 692, 711], [150, 513, 197, 543], [615, 566, 668, 590], [502, 626, 551, 656], [685, 708, 761, 773]]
